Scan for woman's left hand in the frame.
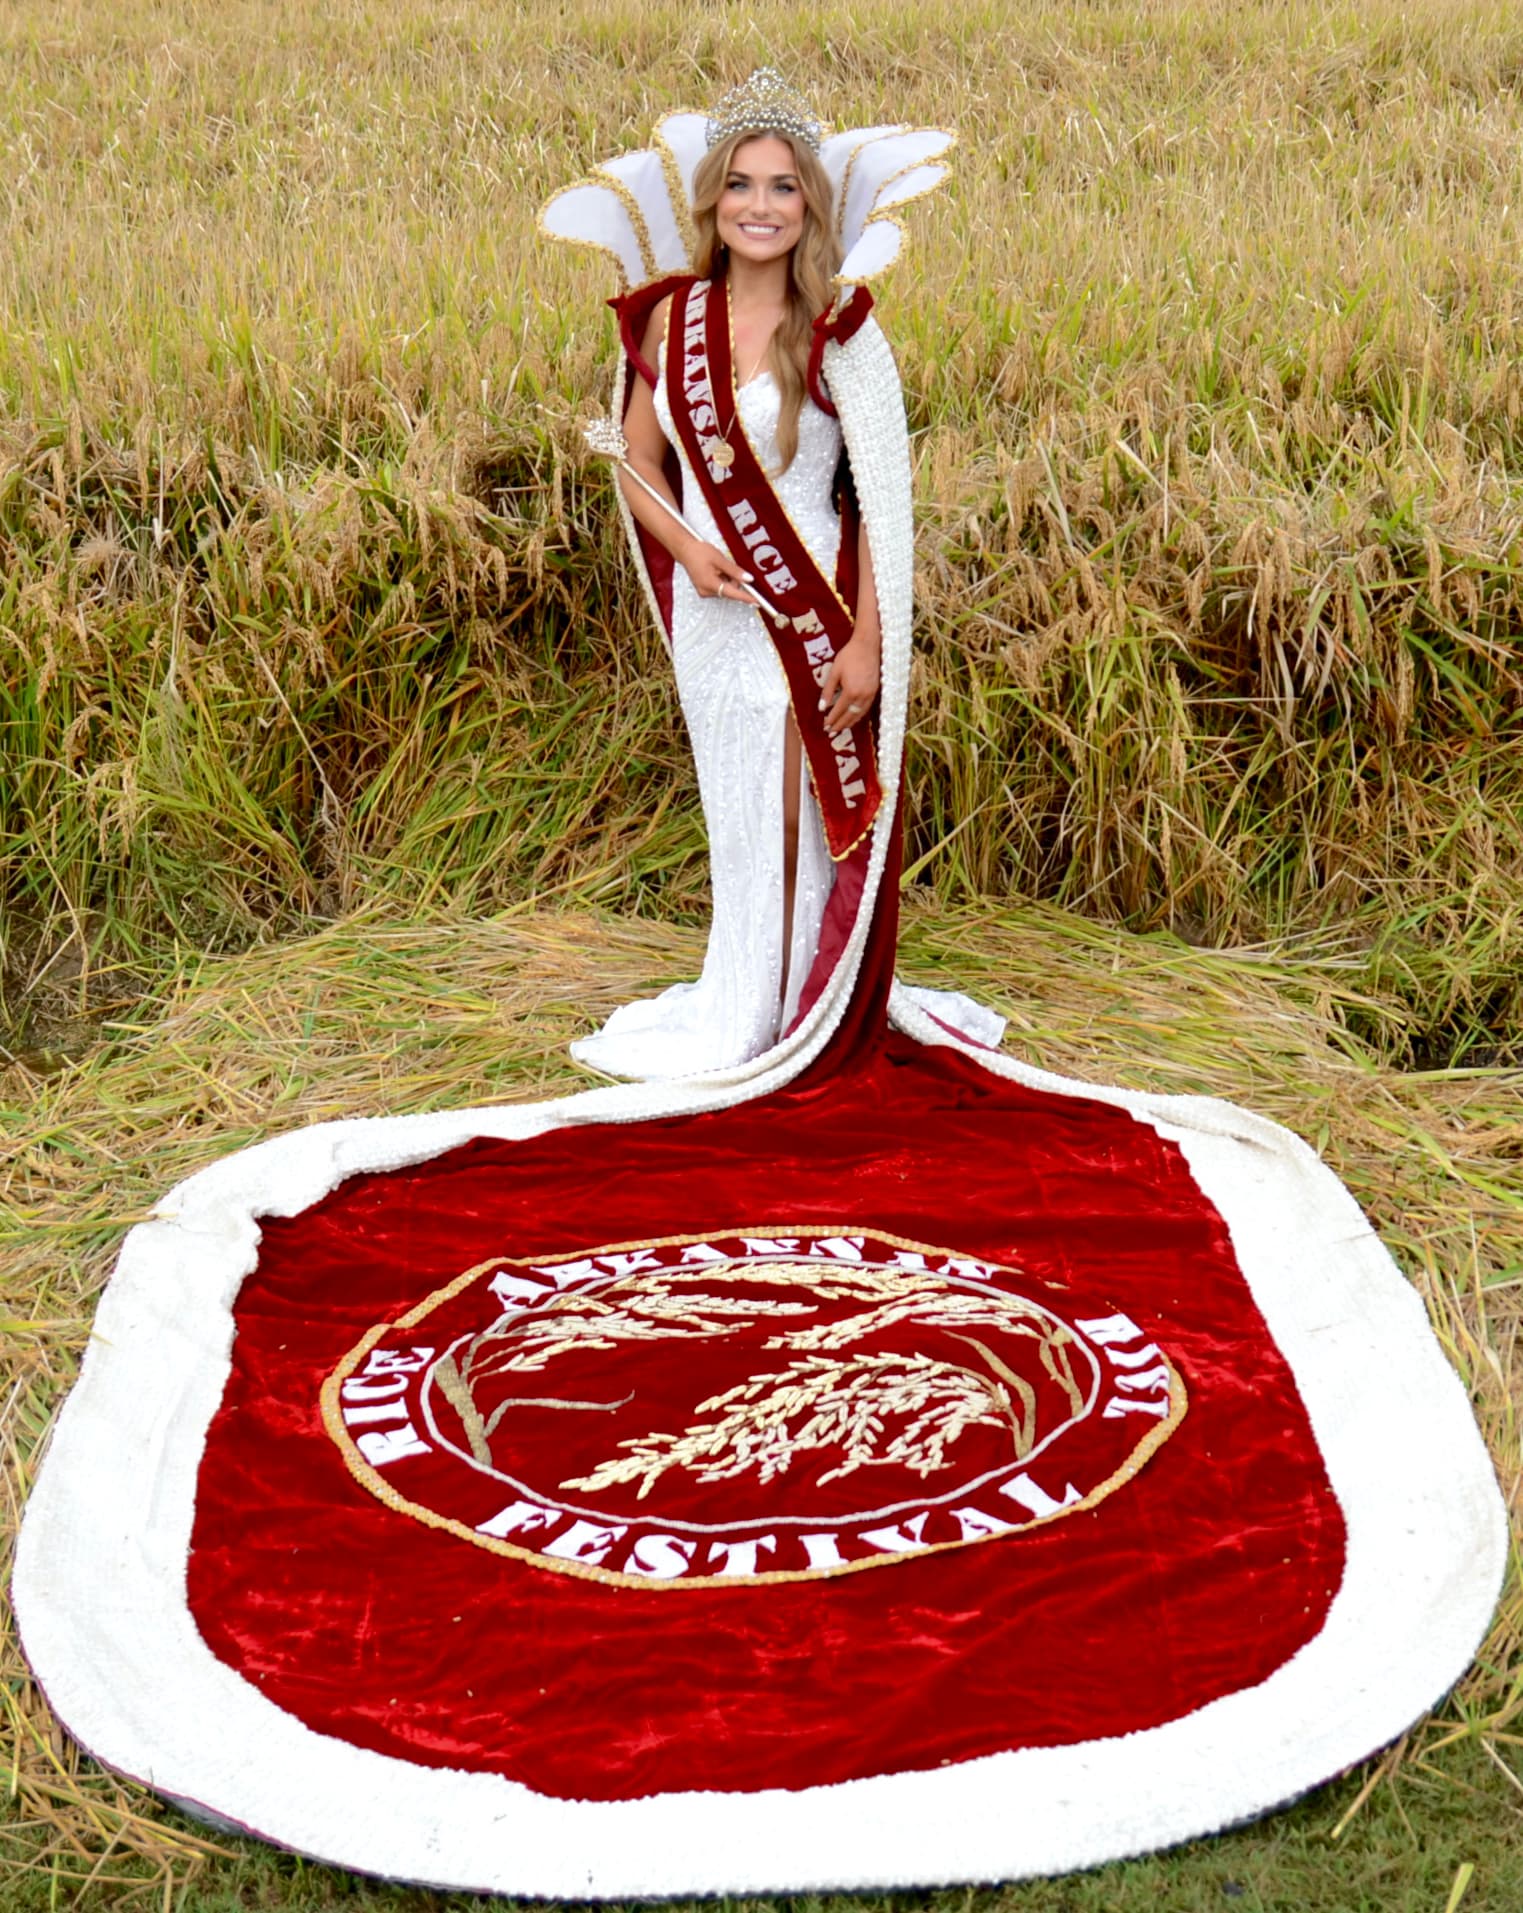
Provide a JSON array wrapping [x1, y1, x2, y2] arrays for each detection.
[[819, 636, 881, 735]]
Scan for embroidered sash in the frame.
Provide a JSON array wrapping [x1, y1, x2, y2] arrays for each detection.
[[664, 277, 882, 861]]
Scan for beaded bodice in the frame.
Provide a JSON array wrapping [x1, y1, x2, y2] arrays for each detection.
[[653, 353, 844, 581]]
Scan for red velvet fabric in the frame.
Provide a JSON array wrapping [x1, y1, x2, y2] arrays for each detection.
[[610, 274, 694, 644], [187, 1026, 1345, 1801], [787, 793, 899, 1038], [334, 1223, 1183, 1584]]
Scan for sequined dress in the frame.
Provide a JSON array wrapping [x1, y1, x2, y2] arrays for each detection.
[[571, 348, 1002, 1079], [570, 359, 841, 1078]]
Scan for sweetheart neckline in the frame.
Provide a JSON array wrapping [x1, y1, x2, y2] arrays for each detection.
[[655, 339, 774, 399]]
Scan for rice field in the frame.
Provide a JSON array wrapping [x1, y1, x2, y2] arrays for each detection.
[[2, 0, 1521, 1905], [2, 0, 1522, 1051]]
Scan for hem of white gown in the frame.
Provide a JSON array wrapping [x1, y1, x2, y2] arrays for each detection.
[[569, 977, 1006, 1082], [896, 983, 1006, 1051], [568, 983, 775, 1082]]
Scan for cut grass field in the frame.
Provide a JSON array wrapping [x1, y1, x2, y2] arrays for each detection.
[[2, 0, 1521, 1905]]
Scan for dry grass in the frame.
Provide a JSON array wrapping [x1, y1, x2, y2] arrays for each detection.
[[2, 0, 1522, 1056], [2, 900, 1519, 1903]]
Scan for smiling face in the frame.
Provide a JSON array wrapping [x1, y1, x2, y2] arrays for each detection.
[[713, 134, 808, 265]]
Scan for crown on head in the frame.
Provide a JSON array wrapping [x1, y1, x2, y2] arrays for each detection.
[[704, 68, 824, 154]]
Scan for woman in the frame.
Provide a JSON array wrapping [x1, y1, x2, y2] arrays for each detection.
[[17, 68, 1503, 1901], [546, 70, 999, 1079]]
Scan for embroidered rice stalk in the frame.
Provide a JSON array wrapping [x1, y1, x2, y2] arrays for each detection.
[[1040, 1330, 1086, 1419], [560, 1349, 1027, 1500], [462, 1261, 1076, 1481], [431, 1353, 492, 1468], [463, 1263, 950, 1387], [462, 1278, 815, 1384], [482, 1390, 633, 1438], [946, 1333, 1039, 1458]]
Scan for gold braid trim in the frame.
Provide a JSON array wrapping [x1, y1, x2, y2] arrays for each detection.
[[834, 127, 904, 242], [653, 125, 699, 262], [832, 128, 958, 285], [535, 201, 633, 290], [592, 166, 659, 283], [868, 134, 958, 218]]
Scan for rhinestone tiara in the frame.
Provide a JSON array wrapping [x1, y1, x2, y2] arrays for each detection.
[[704, 67, 824, 154]]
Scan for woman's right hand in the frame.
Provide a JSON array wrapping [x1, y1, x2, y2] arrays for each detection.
[[680, 539, 756, 603]]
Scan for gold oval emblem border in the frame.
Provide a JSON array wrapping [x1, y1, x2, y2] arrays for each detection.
[[321, 1224, 1188, 1590]]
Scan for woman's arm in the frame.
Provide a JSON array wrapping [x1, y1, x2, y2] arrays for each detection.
[[619, 299, 755, 602], [820, 517, 882, 734]]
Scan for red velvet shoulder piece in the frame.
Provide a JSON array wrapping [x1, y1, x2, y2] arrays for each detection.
[[603, 274, 698, 645], [808, 285, 875, 417], [609, 274, 697, 391]]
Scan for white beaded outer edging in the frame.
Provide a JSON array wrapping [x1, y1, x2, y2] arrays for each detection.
[[12, 325, 1508, 1897]]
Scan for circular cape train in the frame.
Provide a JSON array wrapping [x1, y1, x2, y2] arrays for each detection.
[[14, 99, 1507, 1898]]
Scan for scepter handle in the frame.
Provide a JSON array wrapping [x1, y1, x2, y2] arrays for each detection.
[[612, 456, 789, 629], [581, 416, 790, 628]]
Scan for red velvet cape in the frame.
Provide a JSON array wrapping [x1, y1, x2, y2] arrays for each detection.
[[185, 935, 1345, 1798]]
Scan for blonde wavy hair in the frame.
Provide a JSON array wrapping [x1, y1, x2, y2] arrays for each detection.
[[690, 131, 842, 471]]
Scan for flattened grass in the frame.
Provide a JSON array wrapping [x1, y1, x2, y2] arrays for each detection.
[[2, 900, 1519, 1905]]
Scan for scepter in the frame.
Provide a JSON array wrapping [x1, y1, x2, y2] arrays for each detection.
[[580, 415, 788, 628]]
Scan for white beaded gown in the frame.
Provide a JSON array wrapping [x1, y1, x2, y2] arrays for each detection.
[[570, 348, 1001, 1079]]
